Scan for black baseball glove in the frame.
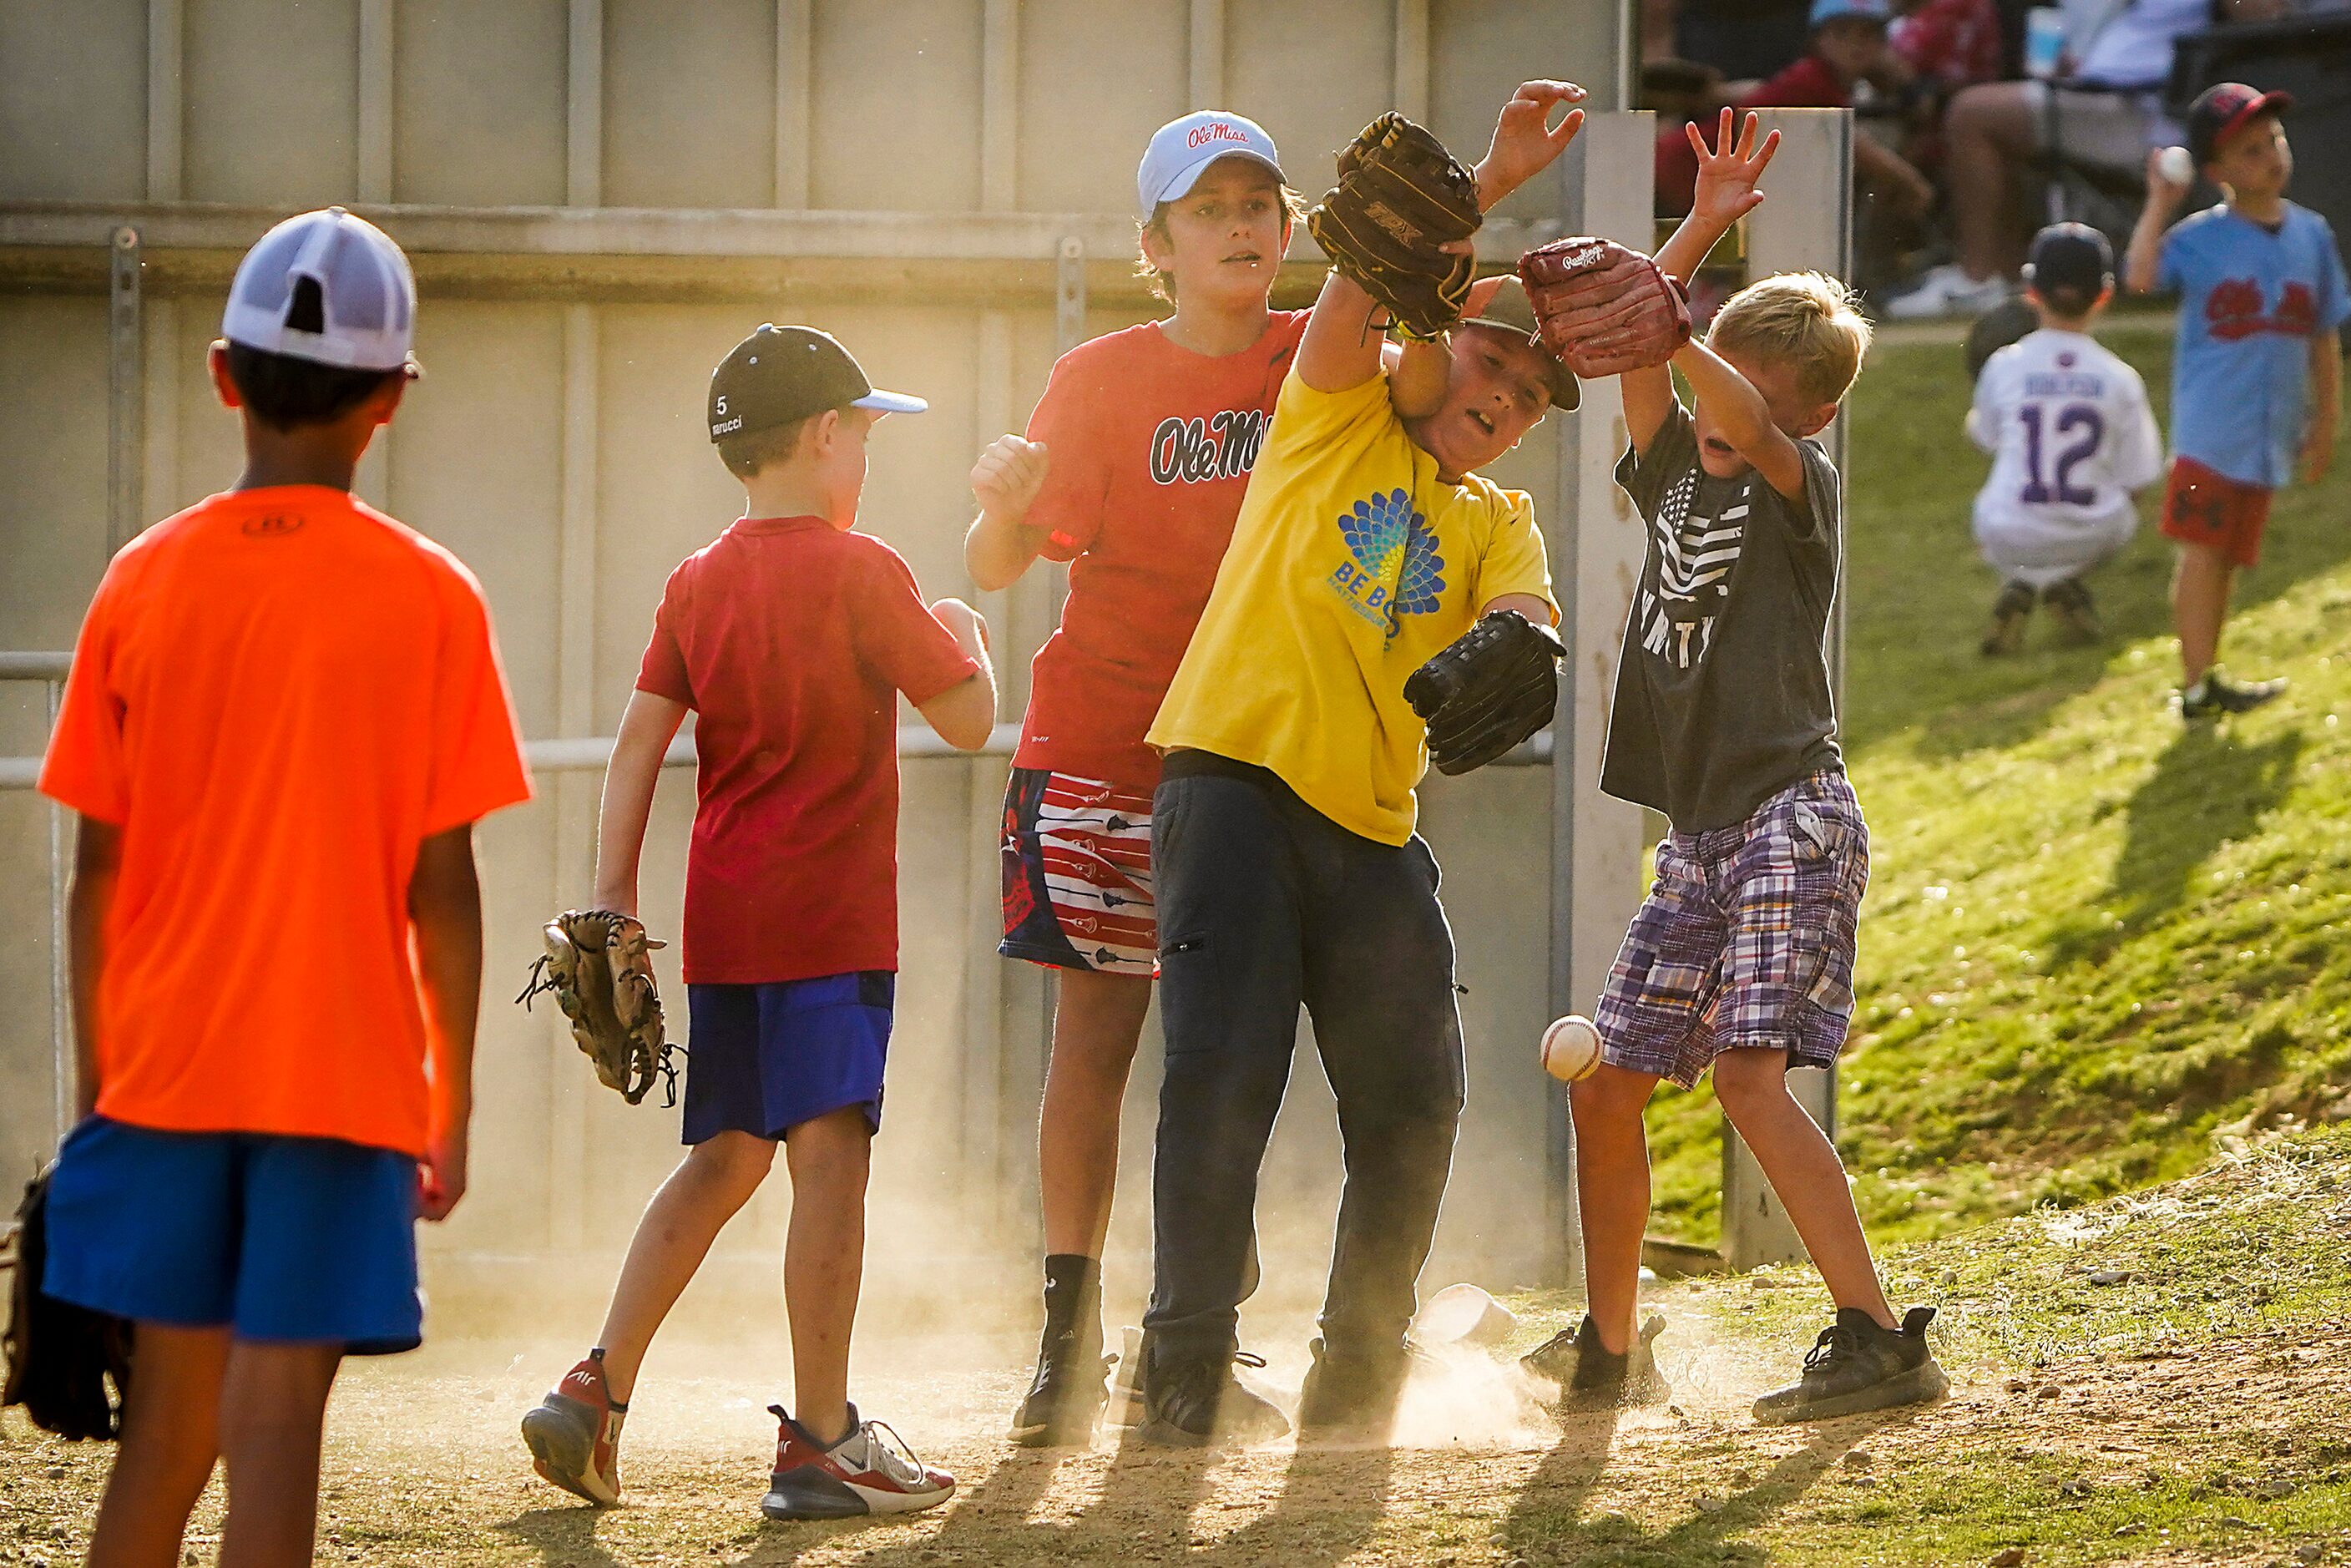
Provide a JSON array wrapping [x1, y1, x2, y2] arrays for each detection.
[[3, 1166, 134, 1441], [1404, 609, 1566, 776], [1307, 113, 1484, 339]]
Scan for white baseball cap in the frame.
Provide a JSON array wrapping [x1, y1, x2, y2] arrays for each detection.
[[221, 207, 417, 372], [1137, 111, 1286, 215]]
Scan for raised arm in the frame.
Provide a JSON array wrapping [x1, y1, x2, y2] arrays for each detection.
[[963, 435, 1051, 592], [1628, 109, 1783, 455], [2126, 149, 2191, 295], [1671, 336, 1809, 501], [1299, 81, 1585, 396]]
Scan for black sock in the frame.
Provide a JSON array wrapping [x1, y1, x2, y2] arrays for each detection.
[[1042, 1253, 1101, 1342], [586, 1347, 629, 1411]]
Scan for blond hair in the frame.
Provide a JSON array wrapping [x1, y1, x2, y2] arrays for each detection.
[[1706, 271, 1873, 407]]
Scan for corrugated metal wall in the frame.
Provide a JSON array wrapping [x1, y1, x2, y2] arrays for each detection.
[[0, 0, 1634, 1320]]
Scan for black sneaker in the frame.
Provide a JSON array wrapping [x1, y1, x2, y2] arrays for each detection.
[[1519, 1313, 1670, 1411], [2040, 578, 2103, 645], [1135, 1339, 1290, 1449], [1009, 1260, 1108, 1447], [1979, 580, 2035, 657], [1296, 1337, 1431, 1435], [1752, 1307, 1949, 1425], [2177, 669, 2287, 718]]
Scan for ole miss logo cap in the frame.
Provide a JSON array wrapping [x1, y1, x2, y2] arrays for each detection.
[[2186, 81, 2293, 166], [707, 324, 926, 443], [1137, 111, 1286, 215]]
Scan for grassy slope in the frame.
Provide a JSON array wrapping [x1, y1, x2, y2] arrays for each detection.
[[1645, 324, 2351, 1247]]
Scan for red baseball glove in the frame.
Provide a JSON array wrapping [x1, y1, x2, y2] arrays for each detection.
[[1517, 236, 1692, 378]]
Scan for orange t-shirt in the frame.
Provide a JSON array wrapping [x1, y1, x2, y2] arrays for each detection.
[[38, 487, 533, 1156]]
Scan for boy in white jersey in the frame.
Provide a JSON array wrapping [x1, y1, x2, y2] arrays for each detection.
[[1968, 223, 2163, 655]]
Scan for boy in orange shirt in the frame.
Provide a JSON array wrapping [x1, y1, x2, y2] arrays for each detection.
[[523, 324, 996, 1520], [38, 208, 533, 1568]]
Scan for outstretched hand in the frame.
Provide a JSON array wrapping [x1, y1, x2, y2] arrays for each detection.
[[1686, 108, 1782, 230], [1476, 80, 1587, 210]]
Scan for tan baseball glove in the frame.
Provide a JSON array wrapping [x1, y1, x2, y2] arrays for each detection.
[[1517, 236, 1692, 378], [519, 910, 679, 1106]]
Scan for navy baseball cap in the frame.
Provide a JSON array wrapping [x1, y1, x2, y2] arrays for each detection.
[[2186, 82, 2293, 166], [708, 324, 924, 443], [2023, 222, 2112, 301]]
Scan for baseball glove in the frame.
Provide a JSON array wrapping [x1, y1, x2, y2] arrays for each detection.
[[1404, 609, 1566, 776], [1518, 236, 1692, 379], [518, 910, 680, 1107], [1307, 113, 1484, 340], [3, 1166, 134, 1441]]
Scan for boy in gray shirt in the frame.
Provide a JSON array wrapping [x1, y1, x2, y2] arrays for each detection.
[[1523, 110, 1944, 1425]]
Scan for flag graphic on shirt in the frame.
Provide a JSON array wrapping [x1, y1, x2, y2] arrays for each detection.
[[1637, 469, 1748, 670]]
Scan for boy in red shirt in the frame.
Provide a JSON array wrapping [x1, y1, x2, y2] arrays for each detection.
[[962, 109, 1309, 1447], [38, 208, 533, 1568], [523, 324, 996, 1521]]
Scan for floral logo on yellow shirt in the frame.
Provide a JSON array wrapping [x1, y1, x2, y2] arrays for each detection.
[[1329, 488, 1447, 646]]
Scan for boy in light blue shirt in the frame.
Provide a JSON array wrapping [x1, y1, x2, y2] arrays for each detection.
[[2126, 82, 2348, 718]]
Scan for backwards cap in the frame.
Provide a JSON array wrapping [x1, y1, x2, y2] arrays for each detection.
[[221, 207, 417, 372]]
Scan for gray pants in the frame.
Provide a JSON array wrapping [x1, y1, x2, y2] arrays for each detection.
[[1142, 756, 1465, 1366]]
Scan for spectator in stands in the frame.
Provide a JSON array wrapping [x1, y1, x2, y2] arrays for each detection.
[[1891, 0, 2004, 89], [1889, 0, 2287, 319]]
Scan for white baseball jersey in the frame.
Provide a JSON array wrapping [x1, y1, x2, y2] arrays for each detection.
[[1969, 328, 2162, 585]]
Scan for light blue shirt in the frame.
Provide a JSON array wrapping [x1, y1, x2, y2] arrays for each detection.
[[2160, 201, 2351, 488]]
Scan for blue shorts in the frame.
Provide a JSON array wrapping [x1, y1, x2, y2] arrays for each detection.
[[682, 973, 893, 1145], [42, 1117, 423, 1354]]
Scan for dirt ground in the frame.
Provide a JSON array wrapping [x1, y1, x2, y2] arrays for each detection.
[[5, 1291, 2347, 1568]]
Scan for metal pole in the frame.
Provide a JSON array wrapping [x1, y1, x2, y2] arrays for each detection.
[[108, 226, 144, 554], [48, 680, 70, 1146]]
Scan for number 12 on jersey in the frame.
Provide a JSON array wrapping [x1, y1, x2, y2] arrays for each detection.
[[2018, 402, 2104, 507]]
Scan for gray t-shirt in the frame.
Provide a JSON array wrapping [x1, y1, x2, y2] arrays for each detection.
[[1600, 401, 1843, 833]]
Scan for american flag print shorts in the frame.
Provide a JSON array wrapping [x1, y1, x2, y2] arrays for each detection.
[[999, 767, 1157, 975], [1594, 771, 1868, 1087]]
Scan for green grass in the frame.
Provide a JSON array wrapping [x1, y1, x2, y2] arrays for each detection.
[[1645, 327, 2351, 1247]]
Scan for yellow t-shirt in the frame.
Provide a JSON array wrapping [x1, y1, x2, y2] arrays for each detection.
[[1147, 367, 1556, 845]]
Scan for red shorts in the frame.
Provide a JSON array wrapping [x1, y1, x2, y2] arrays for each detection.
[[2160, 456, 2273, 569]]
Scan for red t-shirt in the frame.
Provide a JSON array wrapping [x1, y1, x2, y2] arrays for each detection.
[[1014, 311, 1311, 790], [39, 488, 533, 1156], [636, 517, 978, 984], [1744, 54, 1849, 109]]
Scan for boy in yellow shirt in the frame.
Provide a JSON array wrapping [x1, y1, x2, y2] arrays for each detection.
[[1134, 83, 1581, 1446]]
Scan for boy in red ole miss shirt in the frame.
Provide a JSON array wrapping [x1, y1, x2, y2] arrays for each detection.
[[522, 325, 996, 1523], [960, 109, 1310, 1446]]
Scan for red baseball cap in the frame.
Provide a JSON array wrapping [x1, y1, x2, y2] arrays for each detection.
[[2186, 82, 2293, 165]]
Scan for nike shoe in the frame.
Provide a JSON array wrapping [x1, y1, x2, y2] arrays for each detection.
[[1979, 580, 2035, 657], [762, 1403, 955, 1520], [1135, 1339, 1290, 1449], [1752, 1307, 1949, 1424], [1519, 1313, 1670, 1411], [1886, 264, 2011, 321], [1009, 1258, 1110, 1447], [522, 1350, 628, 1506], [2040, 577, 2103, 645], [2177, 669, 2287, 718]]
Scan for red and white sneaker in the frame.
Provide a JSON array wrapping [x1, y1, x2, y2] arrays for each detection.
[[522, 1351, 628, 1506], [761, 1402, 955, 1520]]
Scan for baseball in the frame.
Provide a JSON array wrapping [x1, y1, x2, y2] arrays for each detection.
[[1540, 1014, 1602, 1081], [2156, 144, 2193, 186]]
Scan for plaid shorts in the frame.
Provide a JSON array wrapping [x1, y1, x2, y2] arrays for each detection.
[[1595, 771, 1868, 1087]]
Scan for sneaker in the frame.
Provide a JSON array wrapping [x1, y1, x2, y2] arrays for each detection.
[[1885, 264, 2011, 321], [1135, 1339, 1291, 1449], [1009, 1333, 1111, 1448], [762, 1403, 955, 1520], [1752, 1307, 1949, 1425], [521, 1351, 627, 1507], [1296, 1337, 1432, 1435], [2177, 669, 2287, 718], [2040, 578, 2103, 645], [1979, 580, 2035, 657], [1519, 1313, 1671, 1411]]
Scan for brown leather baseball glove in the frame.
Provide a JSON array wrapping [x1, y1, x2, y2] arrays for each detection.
[[519, 910, 680, 1106], [1307, 113, 1484, 340], [1517, 236, 1692, 379]]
